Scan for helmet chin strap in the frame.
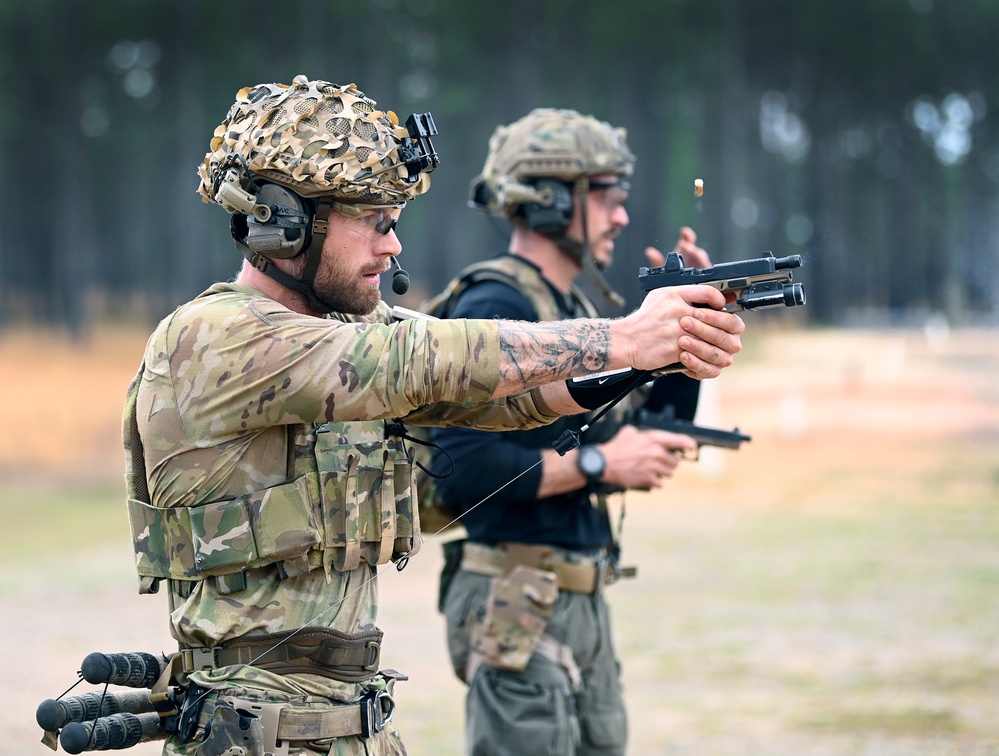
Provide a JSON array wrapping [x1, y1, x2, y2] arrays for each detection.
[[295, 198, 335, 312], [555, 178, 625, 308]]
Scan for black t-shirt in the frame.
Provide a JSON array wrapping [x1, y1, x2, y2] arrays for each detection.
[[428, 256, 611, 551]]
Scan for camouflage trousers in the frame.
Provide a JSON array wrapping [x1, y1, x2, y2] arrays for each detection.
[[443, 567, 627, 756], [161, 673, 407, 756], [164, 729, 405, 756], [163, 723, 405, 755]]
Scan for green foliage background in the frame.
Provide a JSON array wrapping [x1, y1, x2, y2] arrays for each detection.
[[1, 0, 997, 330]]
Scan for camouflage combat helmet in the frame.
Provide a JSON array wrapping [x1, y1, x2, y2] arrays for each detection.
[[469, 108, 633, 307], [198, 74, 433, 208], [195, 75, 438, 314], [470, 107, 635, 219]]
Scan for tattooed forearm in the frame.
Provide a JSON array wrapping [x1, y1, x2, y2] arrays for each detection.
[[497, 318, 613, 388]]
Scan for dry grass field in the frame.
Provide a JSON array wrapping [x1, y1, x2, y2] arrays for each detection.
[[1, 321, 997, 755]]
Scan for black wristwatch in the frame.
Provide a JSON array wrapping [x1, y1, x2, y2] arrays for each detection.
[[577, 445, 607, 483]]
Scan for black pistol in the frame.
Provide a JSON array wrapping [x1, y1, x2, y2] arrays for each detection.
[[639, 250, 806, 312]]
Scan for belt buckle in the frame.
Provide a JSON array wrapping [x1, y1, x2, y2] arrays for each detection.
[[182, 646, 219, 673], [360, 689, 395, 738], [593, 554, 618, 593]]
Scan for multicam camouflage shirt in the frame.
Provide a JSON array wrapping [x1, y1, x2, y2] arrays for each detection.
[[122, 282, 559, 695]]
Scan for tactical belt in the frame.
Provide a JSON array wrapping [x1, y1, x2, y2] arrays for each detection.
[[461, 541, 631, 595], [180, 627, 381, 683], [194, 689, 396, 747]]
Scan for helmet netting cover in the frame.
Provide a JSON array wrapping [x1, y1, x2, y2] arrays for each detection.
[[198, 74, 430, 209], [475, 108, 635, 217]]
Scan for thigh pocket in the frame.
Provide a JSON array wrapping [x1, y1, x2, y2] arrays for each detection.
[[578, 656, 627, 749], [581, 708, 626, 750], [471, 669, 577, 756]]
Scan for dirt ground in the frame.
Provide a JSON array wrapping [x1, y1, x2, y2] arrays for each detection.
[[1, 321, 997, 755]]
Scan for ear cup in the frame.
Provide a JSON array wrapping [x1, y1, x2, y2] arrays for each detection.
[[230, 212, 249, 248], [468, 177, 493, 210], [242, 183, 312, 259], [522, 179, 574, 237]]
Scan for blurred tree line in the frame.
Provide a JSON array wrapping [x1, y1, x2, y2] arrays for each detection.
[[1, 0, 997, 334]]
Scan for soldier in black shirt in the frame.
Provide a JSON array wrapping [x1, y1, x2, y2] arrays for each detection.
[[431, 109, 717, 756]]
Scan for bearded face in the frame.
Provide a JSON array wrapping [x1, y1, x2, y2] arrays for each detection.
[[289, 205, 403, 315]]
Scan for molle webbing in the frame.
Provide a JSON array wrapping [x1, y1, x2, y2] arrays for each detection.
[[180, 627, 382, 683], [125, 408, 420, 592], [127, 473, 324, 584], [201, 693, 393, 742]]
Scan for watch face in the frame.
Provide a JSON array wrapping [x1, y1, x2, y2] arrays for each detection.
[[579, 446, 606, 478]]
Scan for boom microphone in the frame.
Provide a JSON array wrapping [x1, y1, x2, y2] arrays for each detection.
[[390, 257, 410, 295]]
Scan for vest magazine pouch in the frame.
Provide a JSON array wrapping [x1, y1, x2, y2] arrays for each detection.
[[243, 473, 322, 572], [315, 425, 418, 571], [127, 497, 196, 582], [368, 448, 397, 566], [188, 476, 321, 576], [359, 435, 421, 565], [317, 447, 361, 572], [391, 435, 421, 560], [362, 434, 421, 565], [128, 476, 323, 585]]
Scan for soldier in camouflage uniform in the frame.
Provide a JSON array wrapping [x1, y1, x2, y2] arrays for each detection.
[[430, 109, 720, 756], [123, 77, 746, 756]]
